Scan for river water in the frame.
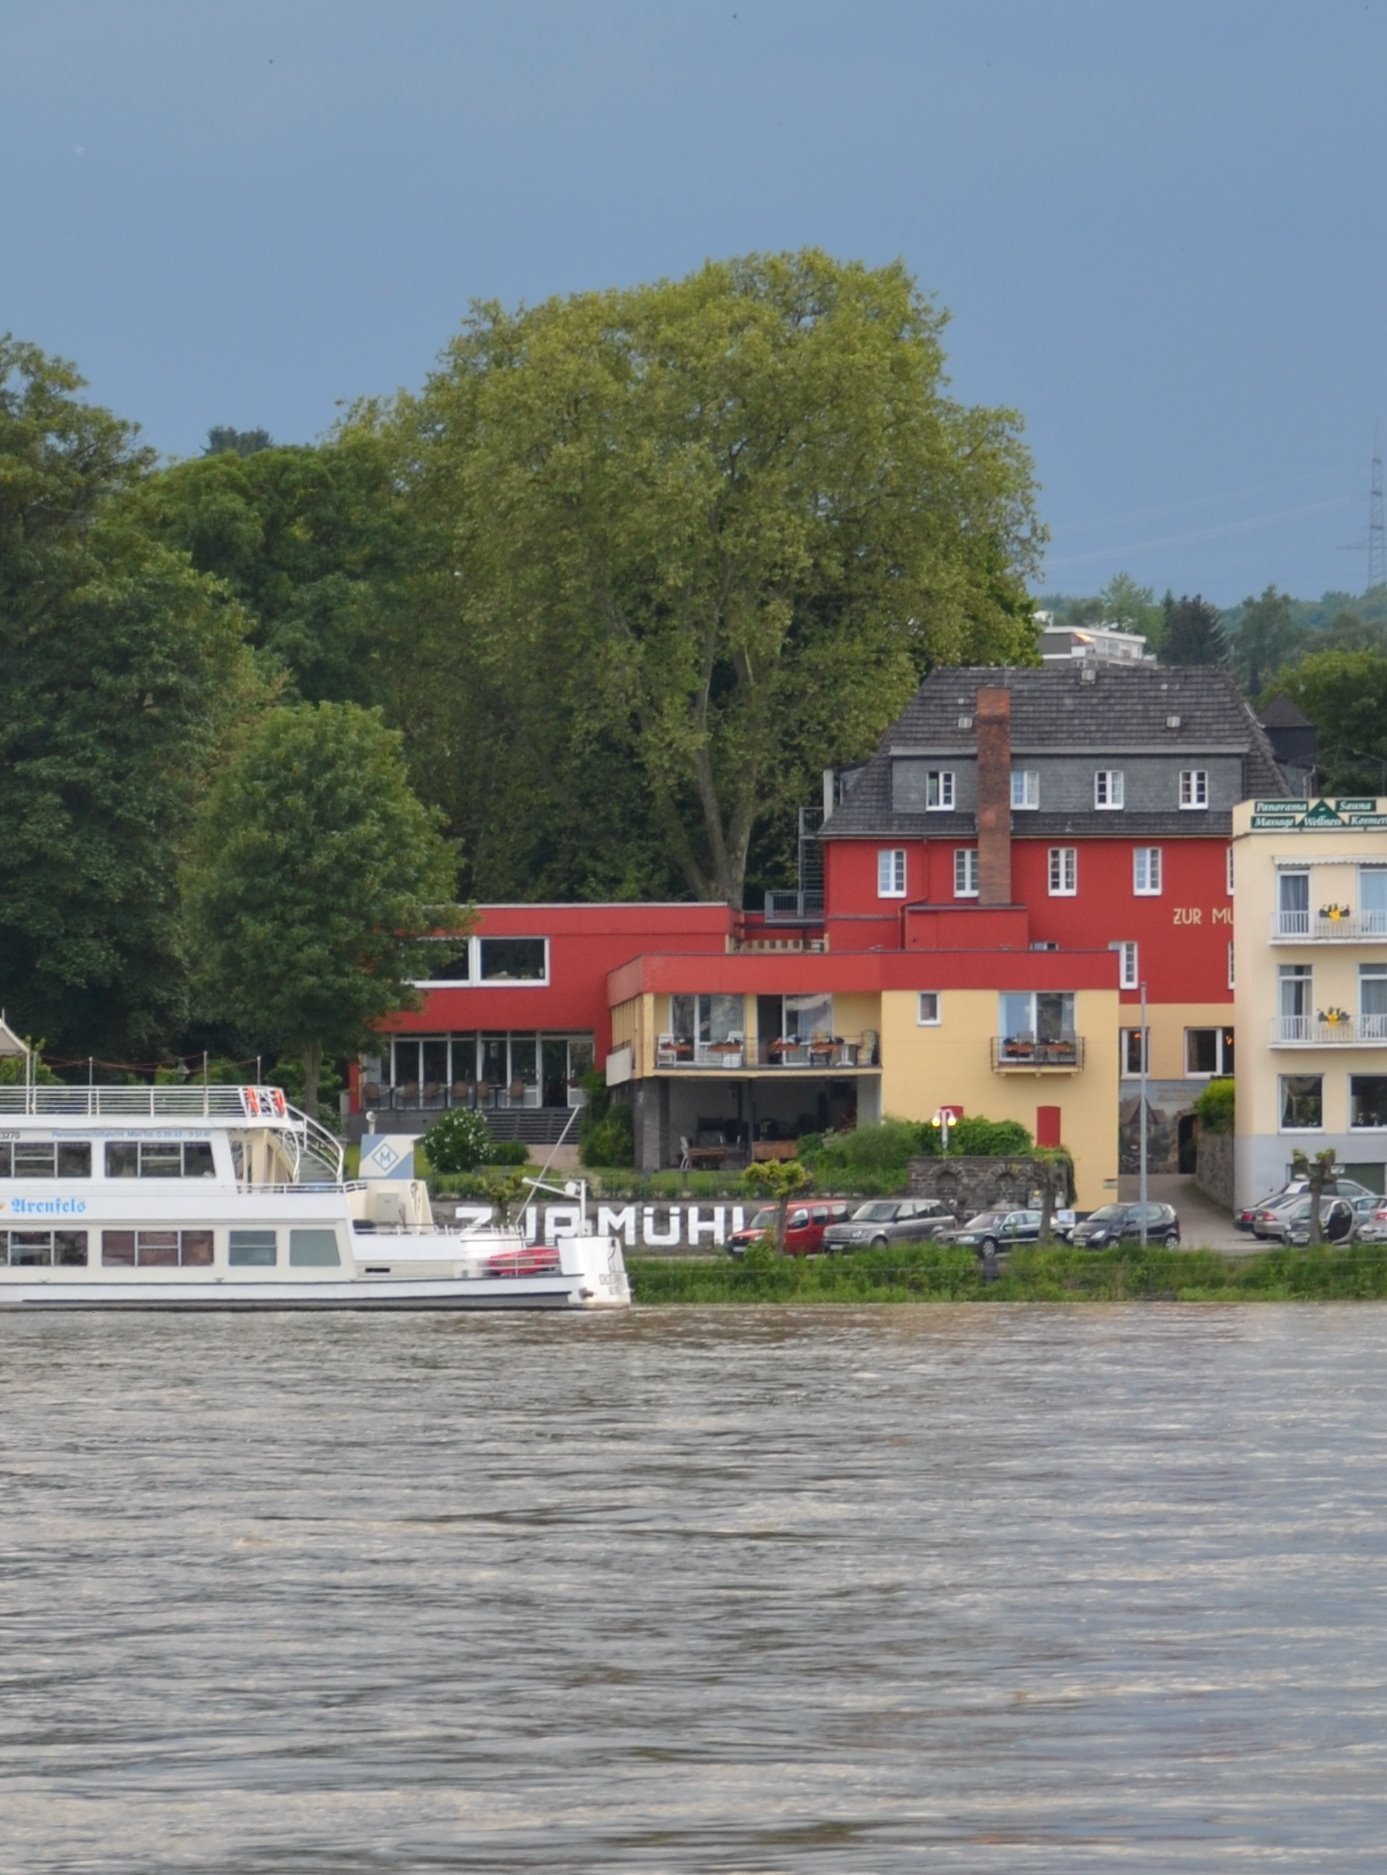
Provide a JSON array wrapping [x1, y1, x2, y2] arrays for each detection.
[[4, 1305, 1387, 1873]]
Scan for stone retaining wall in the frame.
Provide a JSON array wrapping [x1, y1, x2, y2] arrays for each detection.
[[1195, 1131, 1234, 1210], [906, 1154, 1073, 1216]]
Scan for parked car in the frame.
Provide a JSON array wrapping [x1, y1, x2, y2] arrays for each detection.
[[821, 1199, 957, 1252], [950, 1208, 1043, 1254], [1070, 1202, 1180, 1248], [1238, 1177, 1375, 1231], [1354, 1201, 1387, 1244], [1248, 1181, 1376, 1239], [1258, 1196, 1355, 1246], [727, 1200, 853, 1258]]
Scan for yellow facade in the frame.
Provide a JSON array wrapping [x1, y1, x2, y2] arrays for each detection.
[[878, 989, 1119, 1208], [1232, 798, 1387, 1202]]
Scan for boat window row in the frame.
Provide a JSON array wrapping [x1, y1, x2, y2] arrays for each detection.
[[0, 1141, 216, 1178], [0, 1227, 342, 1269]]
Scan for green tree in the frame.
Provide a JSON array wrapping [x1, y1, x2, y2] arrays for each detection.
[[0, 337, 262, 1055], [131, 433, 414, 707], [368, 249, 1044, 907], [1319, 609, 1387, 655], [1098, 571, 1163, 647], [1229, 586, 1303, 694], [1262, 649, 1387, 794], [183, 701, 458, 1111], [743, 1157, 814, 1255], [1162, 593, 1226, 666], [203, 426, 274, 458]]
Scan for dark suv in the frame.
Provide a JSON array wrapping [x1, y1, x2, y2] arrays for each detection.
[[1071, 1202, 1180, 1247]]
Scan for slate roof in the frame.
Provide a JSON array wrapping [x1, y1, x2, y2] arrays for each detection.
[[1257, 692, 1312, 729], [821, 664, 1292, 840]]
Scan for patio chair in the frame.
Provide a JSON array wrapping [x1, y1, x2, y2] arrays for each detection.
[[507, 1079, 527, 1108], [475, 1081, 495, 1109], [450, 1080, 474, 1108], [394, 1080, 420, 1109], [362, 1081, 384, 1110], [861, 1029, 879, 1066]]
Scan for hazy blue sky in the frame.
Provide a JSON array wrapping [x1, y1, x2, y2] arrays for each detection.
[[10, 0, 1387, 605]]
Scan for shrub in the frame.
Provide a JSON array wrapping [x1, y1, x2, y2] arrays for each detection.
[[580, 1105, 634, 1167], [812, 1119, 923, 1174], [1195, 1078, 1234, 1135], [423, 1107, 493, 1174], [489, 1139, 532, 1166], [918, 1114, 1033, 1156]]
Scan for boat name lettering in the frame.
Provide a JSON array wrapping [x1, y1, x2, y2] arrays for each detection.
[[6, 1197, 88, 1215]]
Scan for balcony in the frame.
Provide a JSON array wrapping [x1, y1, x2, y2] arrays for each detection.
[[991, 1036, 1085, 1071], [1271, 911, 1387, 943], [1270, 1014, 1387, 1046], [653, 1033, 878, 1071], [762, 889, 825, 924]]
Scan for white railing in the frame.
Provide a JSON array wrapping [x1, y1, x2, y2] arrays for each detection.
[[1270, 1015, 1387, 1045], [1271, 911, 1387, 941]]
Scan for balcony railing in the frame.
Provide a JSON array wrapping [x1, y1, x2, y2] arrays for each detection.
[[1271, 911, 1387, 942], [1270, 1014, 1387, 1045], [762, 889, 825, 924], [654, 1033, 878, 1071], [991, 1036, 1085, 1070]]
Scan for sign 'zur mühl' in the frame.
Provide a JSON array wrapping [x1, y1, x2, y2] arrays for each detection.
[[1249, 799, 1387, 832]]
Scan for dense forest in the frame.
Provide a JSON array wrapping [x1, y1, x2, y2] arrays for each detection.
[[0, 251, 1045, 1077]]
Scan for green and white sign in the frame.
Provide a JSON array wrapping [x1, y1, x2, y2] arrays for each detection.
[[1250, 798, 1387, 831]]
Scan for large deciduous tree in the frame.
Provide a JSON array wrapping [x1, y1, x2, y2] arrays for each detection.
[[1262, 649, 1387, 795], [183, 701, 458, 1111], [1229, 585, 1303, 694], [370, 250, 1044, 907], [0, 337, 262, 1055]]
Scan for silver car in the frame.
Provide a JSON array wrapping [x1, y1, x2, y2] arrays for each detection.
[[821, 1198, 956, 1252]]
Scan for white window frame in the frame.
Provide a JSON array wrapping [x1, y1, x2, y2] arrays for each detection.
[[1094, 769, 1125, 810], [953, 848, 979, 898], [925, 770, 956, 811], [1179, 769, 1209, 809], [1226, 846, 1235, 895], [1185, 1027, 1232, 1077], [877, 848, 906, 898], [413, 936, 549, 987], [1048, 847, 1077, 897], [1133, 847, 1162, 896], [1011, 769, 1039, 810], [1112, 941, 1138, 990], [1228, 941, 1235, 990], [1279, 1073, 1323, 1132], [917, 992, 941, 1026]]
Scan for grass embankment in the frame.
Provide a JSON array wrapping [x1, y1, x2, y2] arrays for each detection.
[[629, 1241, 1387, 1304]]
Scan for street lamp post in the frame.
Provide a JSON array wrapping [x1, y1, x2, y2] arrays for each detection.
[[1138, 979, 1149, 1247]]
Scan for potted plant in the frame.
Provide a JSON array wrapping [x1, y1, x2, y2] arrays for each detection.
[[1317, 1006, 1350, 1027], [1319, 903, 1352, 922]]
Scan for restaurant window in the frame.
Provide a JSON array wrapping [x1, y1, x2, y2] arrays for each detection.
[[925, 771, 955, 810], [0, 1141, 92, 1178], [669, 994, 743, 1046], [1351, 1077, 1387, 1128], [1133, 847, 1162, 896], [1179, 769, 1209, 809], [1094, 769, 1125, 809], [917, 992, 941, 1026], [877, 848, 906, 897], [953, 848, 978, 898], [0, 1230, 88, 1267], [1186, 1027, 1234, 1076], [1011, 770, 1039, 810], [478, 937, 547, 982], [1280, 1074, 1323, 1131], [1120, 1028, 1148, 1075], [779, 993, 833, 1042], [1048, 847, 1077, 896]]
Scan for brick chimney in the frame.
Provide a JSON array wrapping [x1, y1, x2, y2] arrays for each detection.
[[975, 686, 1013, 906]]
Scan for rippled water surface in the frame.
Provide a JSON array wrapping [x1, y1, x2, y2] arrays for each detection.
[[5, 1305, 1387, 1872]]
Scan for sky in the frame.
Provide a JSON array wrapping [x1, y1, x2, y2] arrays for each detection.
[[9, 0, 1387, 607]]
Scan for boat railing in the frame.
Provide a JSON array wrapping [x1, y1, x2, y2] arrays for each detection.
[[0, 1085, 258, 1116]]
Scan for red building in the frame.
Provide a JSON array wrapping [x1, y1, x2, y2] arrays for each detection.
[[363, 664, 1295, 1182]]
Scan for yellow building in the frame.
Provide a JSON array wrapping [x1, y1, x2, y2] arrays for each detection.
[[1232, 796, 1387, 1203]]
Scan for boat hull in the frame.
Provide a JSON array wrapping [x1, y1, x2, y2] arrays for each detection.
[[0, 1272, 629, 1310]]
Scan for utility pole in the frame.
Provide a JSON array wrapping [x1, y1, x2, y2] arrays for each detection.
[[1371, 425, 1385, 594], [1138, 980, 1149, 1247]]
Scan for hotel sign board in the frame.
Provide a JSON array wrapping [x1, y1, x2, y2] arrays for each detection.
[[1250, 798, 1387, 832]]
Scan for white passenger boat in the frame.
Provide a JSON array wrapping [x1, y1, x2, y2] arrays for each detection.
[[0, 1083, 629, 1310]]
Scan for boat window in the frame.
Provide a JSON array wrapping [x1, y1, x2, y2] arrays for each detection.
[[229, 1230, 278, 1268], [101, 1229, 216, 1267], [0, 1142, 93, 1178], [289, 1229, 341, 1268], [104, 1141, 217, 1178], [0, 1229, 88, 1267]]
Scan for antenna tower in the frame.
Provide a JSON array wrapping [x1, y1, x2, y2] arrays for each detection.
[[1370, 425, 1386, 593]]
